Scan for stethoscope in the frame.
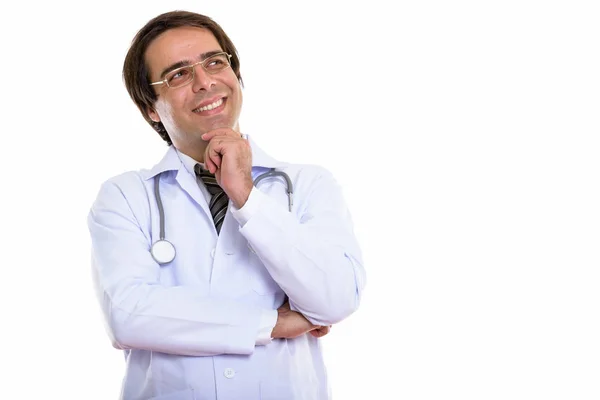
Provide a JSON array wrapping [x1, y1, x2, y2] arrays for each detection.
[[150, 168, 293, 264]]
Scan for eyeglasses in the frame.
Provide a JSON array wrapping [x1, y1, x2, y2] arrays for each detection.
[[150, 52, 232, 89]]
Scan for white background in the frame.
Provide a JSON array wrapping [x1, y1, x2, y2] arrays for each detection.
[[1, 0, 599, 399]]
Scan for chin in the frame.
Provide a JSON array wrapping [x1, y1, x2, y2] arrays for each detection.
[[205, 118, 237, 132]]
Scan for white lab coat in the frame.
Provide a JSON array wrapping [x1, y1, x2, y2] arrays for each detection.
[[87, 136, 366, 400]]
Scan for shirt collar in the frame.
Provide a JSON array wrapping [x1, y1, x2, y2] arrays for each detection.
[[141, 133, 286, 181], [176, 150, 203, 177]]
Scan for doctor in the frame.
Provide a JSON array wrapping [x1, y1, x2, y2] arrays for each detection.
[[88, 10, 366, 400]]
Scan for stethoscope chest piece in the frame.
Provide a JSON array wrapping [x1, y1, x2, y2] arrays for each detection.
[[151, 239, 176, 264]]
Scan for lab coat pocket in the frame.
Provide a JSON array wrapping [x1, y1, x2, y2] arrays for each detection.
[[148, 388, 195, 400], [246, 244, 280, 295]]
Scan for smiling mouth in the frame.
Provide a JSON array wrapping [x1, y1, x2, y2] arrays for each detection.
[[193, 98, 225, 113]]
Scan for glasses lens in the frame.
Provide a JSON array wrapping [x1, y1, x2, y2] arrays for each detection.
[[203, 53, 230, 73], [163, 54, 230, 88], [166, 66, 194, 88]]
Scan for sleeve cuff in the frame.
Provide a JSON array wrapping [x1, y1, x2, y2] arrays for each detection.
[[255, 309, 278, 346], [231, 186, 264, 227]]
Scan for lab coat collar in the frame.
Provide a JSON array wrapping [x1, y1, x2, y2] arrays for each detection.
[[247, 135, 287, 170], [141, 134, 285, 181], [143, 146, 181, 180]]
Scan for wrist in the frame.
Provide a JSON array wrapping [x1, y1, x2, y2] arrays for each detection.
[[231, 179, 254, 208]]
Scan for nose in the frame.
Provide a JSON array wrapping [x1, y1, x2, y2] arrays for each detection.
[[191, 65, 216, 92]]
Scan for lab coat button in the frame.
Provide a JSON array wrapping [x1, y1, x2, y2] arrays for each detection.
[[210, 248, 216, 258], [224, 368, 235, 379]]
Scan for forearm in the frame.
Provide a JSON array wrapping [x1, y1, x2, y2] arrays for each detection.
[[234, 189, 366, 326], [96, 276, 269, 356]]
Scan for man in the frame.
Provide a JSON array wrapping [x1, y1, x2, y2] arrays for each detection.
[[88, 10, 366, 400]]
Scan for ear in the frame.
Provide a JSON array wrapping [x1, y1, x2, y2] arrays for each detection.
[[147, 107, 161, 123]]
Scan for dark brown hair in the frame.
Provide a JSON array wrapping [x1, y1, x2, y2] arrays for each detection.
[[123, 11, 243, 145]]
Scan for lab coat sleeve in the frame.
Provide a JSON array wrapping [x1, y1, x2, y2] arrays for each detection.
[[233, 167, 366, 326], [88, 177, 267, 356]]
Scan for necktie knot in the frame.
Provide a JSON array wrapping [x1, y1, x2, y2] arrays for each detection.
[[195, 164, 221, 195], [195, 163, 228, 234]]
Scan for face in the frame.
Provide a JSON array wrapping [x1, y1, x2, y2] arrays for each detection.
[[145, 27, 243, 155]]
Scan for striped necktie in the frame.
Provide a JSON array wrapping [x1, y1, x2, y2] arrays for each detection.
[[194, 164, 229, 234]]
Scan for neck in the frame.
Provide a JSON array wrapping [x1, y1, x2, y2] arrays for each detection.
[[177, 122, 241, 163]]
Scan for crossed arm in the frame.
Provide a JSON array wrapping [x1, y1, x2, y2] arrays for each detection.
[[88, 129, 364, 356]]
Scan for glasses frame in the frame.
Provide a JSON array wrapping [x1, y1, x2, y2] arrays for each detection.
[[149, 52, 233, 89]]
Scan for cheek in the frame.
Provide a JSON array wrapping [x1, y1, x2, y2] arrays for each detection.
[[225, 73, 243, 106], [236, 90, 243, 110], [232, 84, 243, 111], [155, 99, 178, 126]]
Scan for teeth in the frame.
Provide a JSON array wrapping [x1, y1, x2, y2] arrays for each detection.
[[195, 98, 223, 113]]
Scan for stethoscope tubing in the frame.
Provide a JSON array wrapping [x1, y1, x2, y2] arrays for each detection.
[[254, 169, 293, 211], [151, 168, 293, 264], [154, 174, 166, 240]]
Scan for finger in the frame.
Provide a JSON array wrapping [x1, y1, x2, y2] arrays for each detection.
[[206, 136, 251, 174], [201, 129, 241, 142], [207, 137, 238, 156], [210, 150, 222, 169], [309, 326, 330, 338], [203, 148, 218, 173], [315, 328, 328, 337], [203, 151, 215, 174], [205, 154, 220, 174], [204, 141, 225, 172]]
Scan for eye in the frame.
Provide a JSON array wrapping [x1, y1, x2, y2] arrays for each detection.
[[205, 55, 229, 71], [167, 68, 191, 85]]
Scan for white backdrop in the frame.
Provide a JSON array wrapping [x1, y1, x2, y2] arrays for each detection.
[[1, 1, 599, 399]]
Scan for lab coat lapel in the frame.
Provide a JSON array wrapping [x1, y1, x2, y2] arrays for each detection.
[[143, 146, 212, 220], [175, 165, 213, 219]]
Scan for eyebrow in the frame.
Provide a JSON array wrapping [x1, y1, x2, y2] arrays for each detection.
[[158, 50, 224, 79]]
